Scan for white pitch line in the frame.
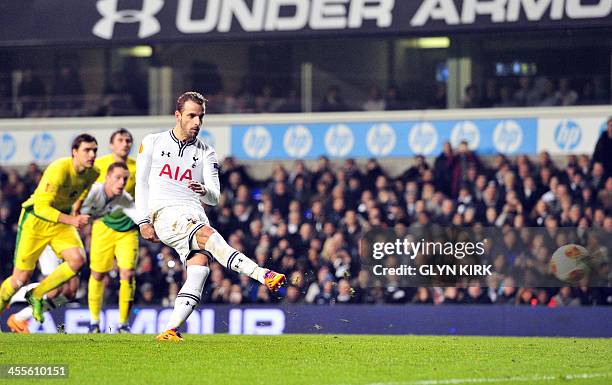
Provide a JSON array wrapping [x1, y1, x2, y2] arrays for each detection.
[[339, 372, 610, 385]]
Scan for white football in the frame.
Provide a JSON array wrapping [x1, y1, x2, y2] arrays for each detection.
[[550, 244, 591, 284]]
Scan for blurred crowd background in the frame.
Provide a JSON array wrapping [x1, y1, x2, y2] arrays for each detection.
[[2, 124, 610, 307]]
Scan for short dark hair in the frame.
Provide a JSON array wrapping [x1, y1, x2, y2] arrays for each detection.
[[72, 134, 97, 151], [110, 128, 133, 143], [176, 91, 207, 113], [107, 161, 129, 175]]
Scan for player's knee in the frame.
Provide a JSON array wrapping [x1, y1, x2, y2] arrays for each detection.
[[67, 256, 86, 271], [11, 269, 33, 289], [195, 225, 216, 249], [186, 252, 209, 267], [119, 269, 134, 281], [91, 271, 106, 281], [10, 275, 27, 290], [61, 248, 86, 271]]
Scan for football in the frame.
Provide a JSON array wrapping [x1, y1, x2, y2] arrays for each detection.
[[550, 244, 591, 284]]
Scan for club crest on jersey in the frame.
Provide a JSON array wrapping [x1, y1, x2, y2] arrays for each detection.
[[161, 151, 171, 157], [159, 164, 192, 181], [192, 156, 198, 168]]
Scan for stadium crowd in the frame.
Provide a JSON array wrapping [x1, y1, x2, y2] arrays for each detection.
[[1, 127, 611, 307], [1, 70, 609, 118]]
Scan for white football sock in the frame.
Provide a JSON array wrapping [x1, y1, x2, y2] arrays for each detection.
[[201, 232, 266, 284], [13, 306, 32, 322], [165, 265, 209, 330], [9, 283, 39, 305]]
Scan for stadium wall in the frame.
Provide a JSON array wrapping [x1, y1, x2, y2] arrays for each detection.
[[3, 305, 611, 337], [0, 106, 608, 168]]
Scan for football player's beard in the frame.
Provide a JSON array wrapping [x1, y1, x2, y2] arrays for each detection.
[[181, 120, 199, 140]]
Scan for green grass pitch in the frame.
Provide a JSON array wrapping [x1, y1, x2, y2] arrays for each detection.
[[0, 334, 610, 385]]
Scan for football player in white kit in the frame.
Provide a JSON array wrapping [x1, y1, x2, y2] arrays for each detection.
[[5, 162, 137, 333], [136, 91, 286, 342]]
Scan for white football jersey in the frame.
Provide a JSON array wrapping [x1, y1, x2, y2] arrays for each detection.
[[80, 182, 138, 223], [135, 129, 220, 226]]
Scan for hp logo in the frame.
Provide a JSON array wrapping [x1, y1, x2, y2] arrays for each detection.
[[0, 132, 16, 162], [554, 120, 582, 151], [408, 122, 438, 155], [283, 125, 312, 158], [31, 132, 55, 162], [93, 0, 164, 40], [243, 126, 272, 159], [324, 124, 354, 157], [451, 121, 480, 149], [366, 123, 396, 156], [493, 120, 523, 154]]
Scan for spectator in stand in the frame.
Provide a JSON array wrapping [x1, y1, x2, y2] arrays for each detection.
[[481, 79, 499, 107], [578, 80, 597, 105], [275, 89, 301, 113], [496, 278, 517, 304], [442, 287, 462, 304], [137, 283, 156, 306], [51, 65, 84, 115], [17, 69, 46, 117], [551, 287, 580, 307], [592, 117, 612, 177], [254, 84, 275, 113], [450, 141, 481, 197], [429, 82, 447, 109], [495, 85, 517, 107], [513, 76, 540, 107], [538, 78, 560, 106], [362, 85, 386, 111], [434, 141, 453, 196], [319, 85, 348, 112], [0, 80, 13, 118], [464, 282, 492, 304], [384, 85, 405, 111], [556, 78, 578, 106], [461, 84, 481, 108]]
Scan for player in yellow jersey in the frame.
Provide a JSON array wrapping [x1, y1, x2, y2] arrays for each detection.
[[0, 134, 99, 323], [87, 128, 138, 333]]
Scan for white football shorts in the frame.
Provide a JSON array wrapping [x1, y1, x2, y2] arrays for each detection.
[[152, 205, 210, 263], [39, 245, 62, 276]]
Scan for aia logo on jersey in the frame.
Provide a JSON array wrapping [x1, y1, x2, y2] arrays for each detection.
[[159, 164, 192, 181]]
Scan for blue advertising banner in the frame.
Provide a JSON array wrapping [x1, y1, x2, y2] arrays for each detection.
[[231, 118, 537, 160], [3, 305, 610, 337]]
